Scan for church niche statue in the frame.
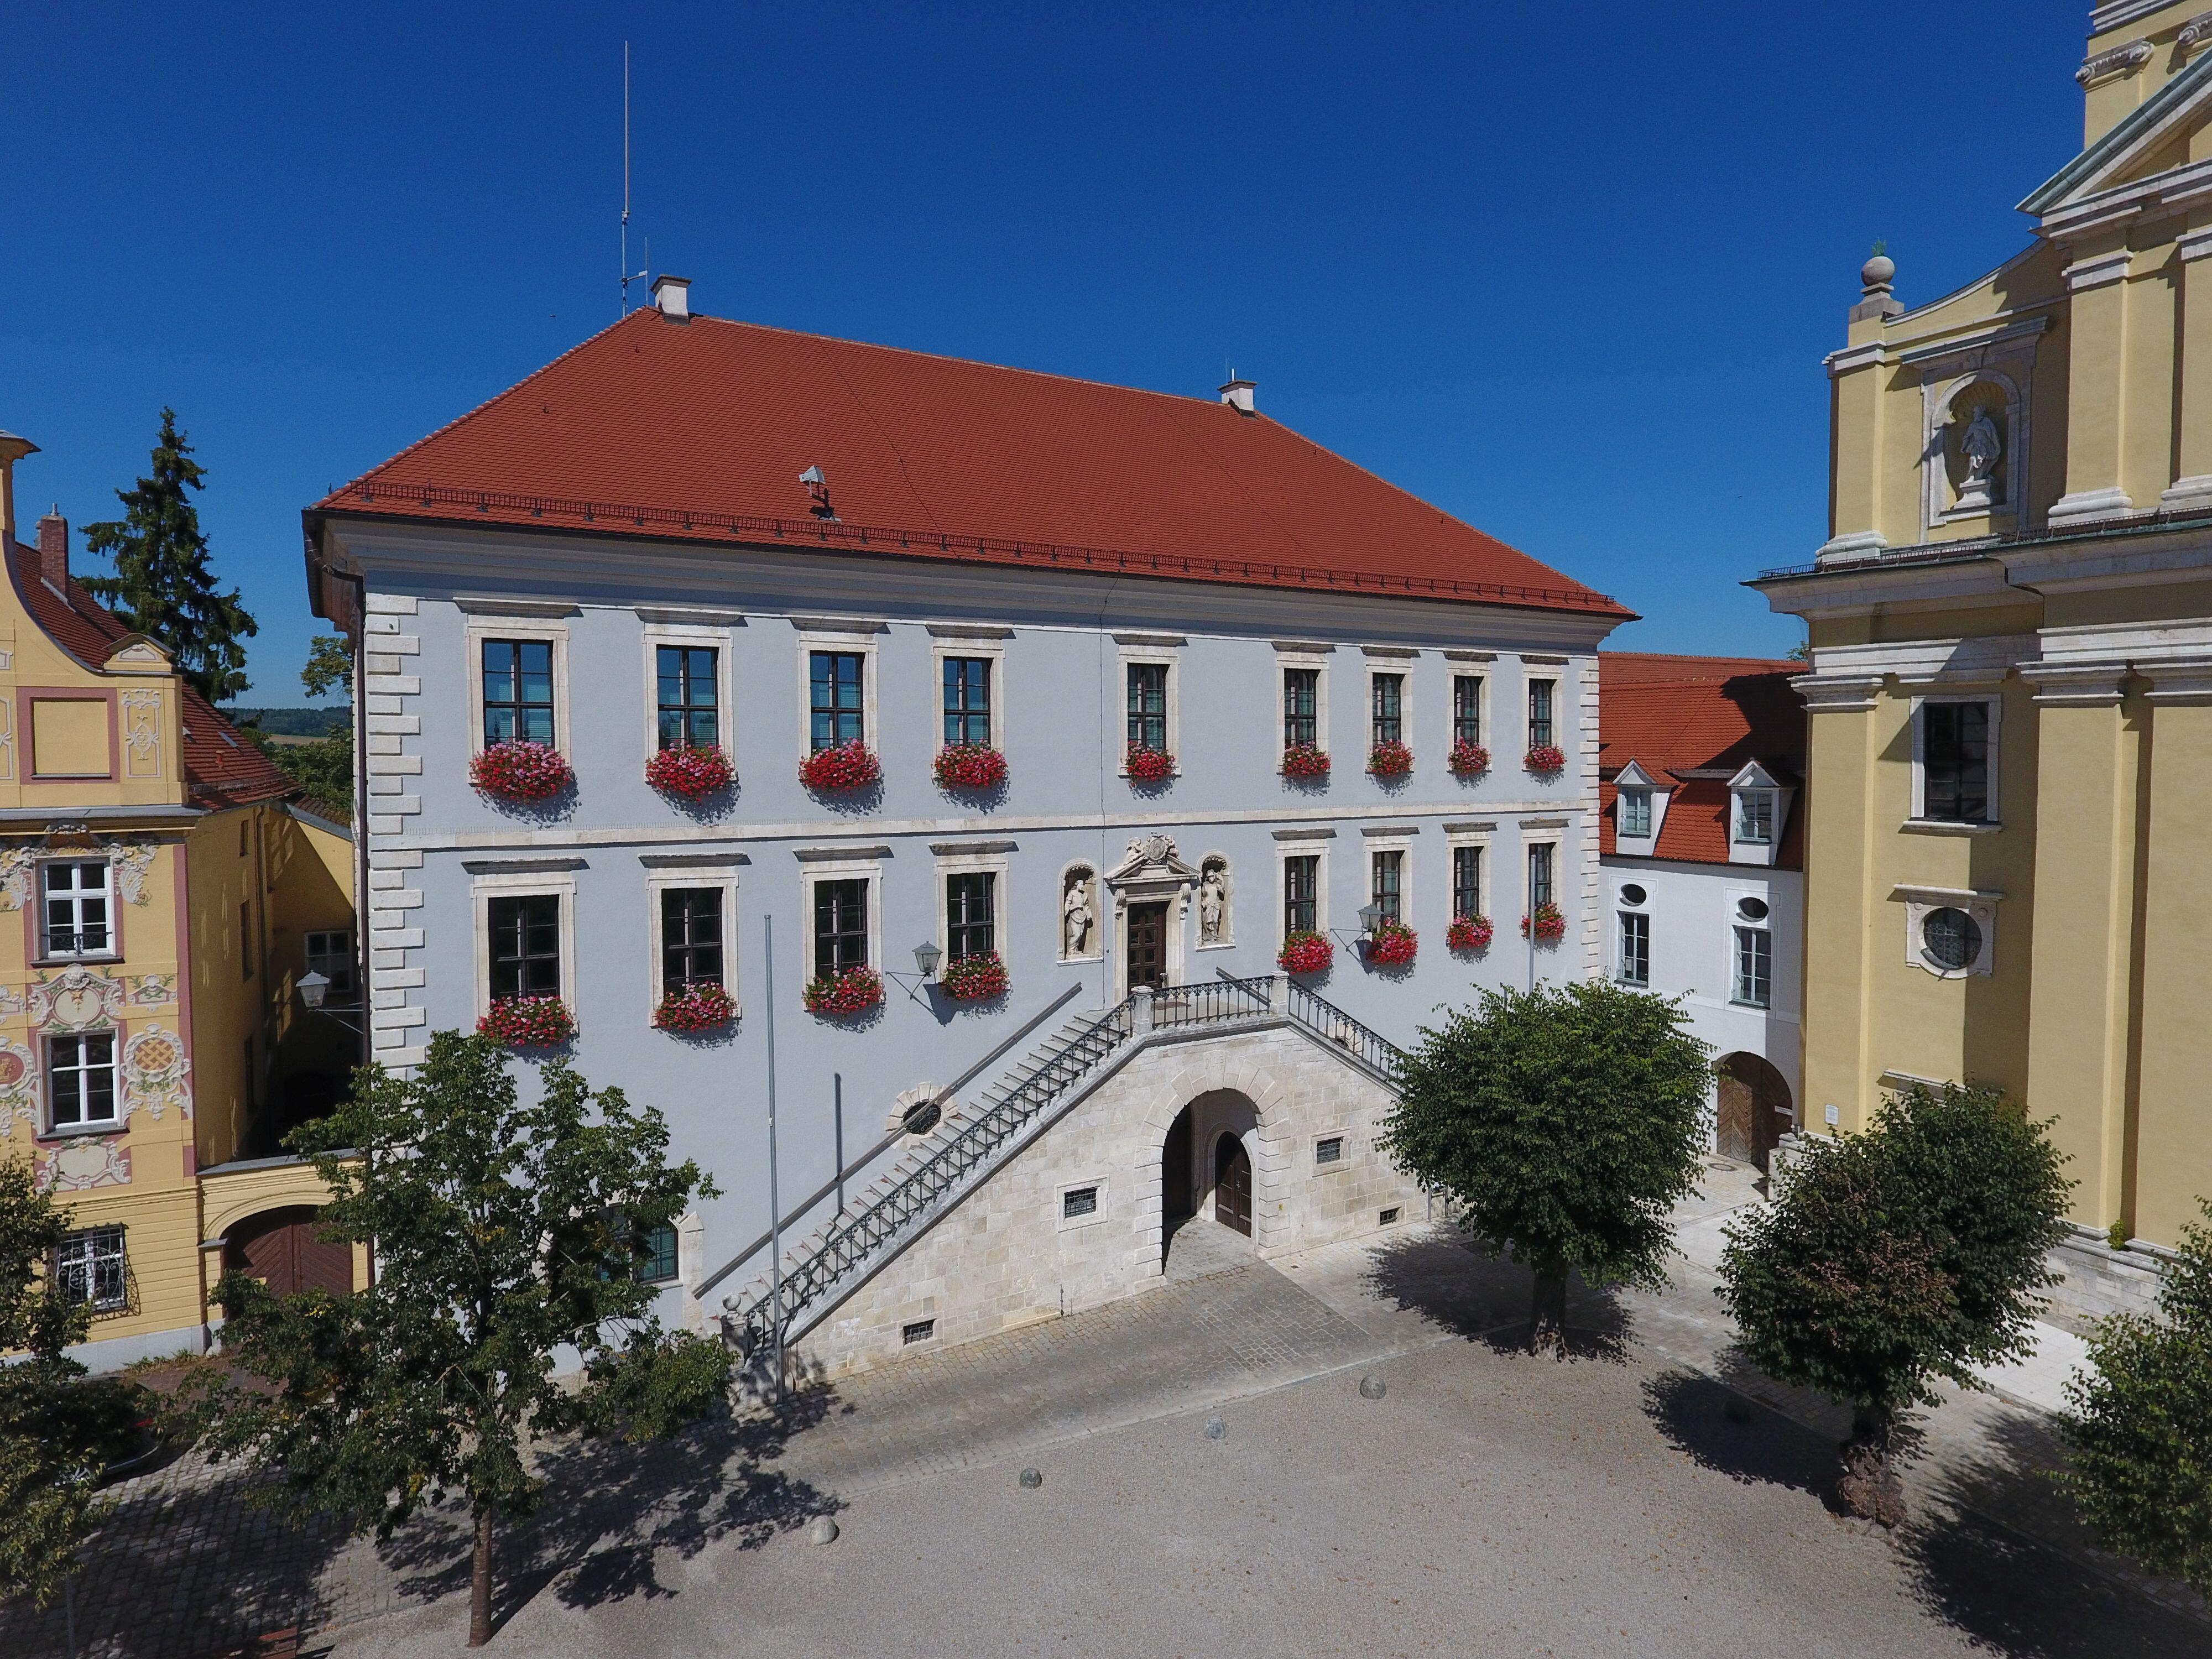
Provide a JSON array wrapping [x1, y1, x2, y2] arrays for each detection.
[[1062, 867, 1098, 960], [1197, 857, 1231, 946], [1954, 399, 2003, 512]]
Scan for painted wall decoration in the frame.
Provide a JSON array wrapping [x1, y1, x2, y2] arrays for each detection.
[[0, 694, 14, 781], [103, 837, 159, 904], [0, 1040, 37, 1137], [122, 1025, 191, 1121], [0, 985, 26, 1018], [130, 974, 176, 1006], [0, 831, 159, 911], [119, 689, 164, 779], [36, 1135, 131, 1192], [0, 844, 35, 911], [29, 966, 128, 1032]]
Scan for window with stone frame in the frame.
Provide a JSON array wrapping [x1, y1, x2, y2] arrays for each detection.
[[1283, 854, 1319, 936], [809, 651, 866, 752], [1370, 673, 1404, 747], [942, 658, 992, 747], [488, 894, 561, 999], [1126, 662, 1168, 752], [482, 639, 556, 745], [1526, 842, 1555, 910], [1527, 679, 1556, 749], [1618, 911, 1650, 987], [656, 645, 719, 751], [1452, 844, 1483, 917], [946, 871, 997, 960], [660, 888, 724, 992], [1282, 667, 1319, 748], [1371, 848, 1404, 925], [813, 878, 869, 978], [1921, 701, 1992, 823], [48, 1032, 118, 1130], [1452, 675, 1482, 745]]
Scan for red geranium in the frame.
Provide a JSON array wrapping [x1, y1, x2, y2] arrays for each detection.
[[471, 740, 572, 802], [1125, 744, 1176, 782], [933, 744, 1008, 792], [1364, 919, 1417, 966], [653, 982, 735, 1031], [800, 740, 882, 792], [1448, 739, 1490, 778], [1367, 739, 1413, 778], [477, 995, 576, 1048], [1278, 931, 1334, 975], [645, 744, 735, 799], [803, 965, 884, 1015], [940, 952, 1009, 1001], [1447, 914, 1494, 952], [1281, 742, 1331, 779], [1525, 744, 1567, 774], [1521, 902, 1567, 942]]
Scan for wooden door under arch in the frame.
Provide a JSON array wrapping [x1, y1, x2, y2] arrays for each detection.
[[225, 1207, 354, 1297], [1715, 1053, 1792, 1172], [1214, 1133, 1252, 1237]]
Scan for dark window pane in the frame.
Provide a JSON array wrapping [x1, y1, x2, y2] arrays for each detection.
[[1371, 674, 1402, 745], [1528, 680, 1555, 748], [943, 658, 992, 747], [1923, 702, 1991, 822], [635, 1221, 679, 1283], [1620, 912, 1650, 986], [1284, 854, 1318, 935], [1452, 846, 1481, 916], [656, 646, 718, 751], [1127, 663, 1168, 752], [1528, 844, 1554, 909], [488, 894, 561, 998], [661, 888, 723, 990], [947, 872, 996, 959], [483, 639, 556, 746], [1453, 676, 1482, 745], [1371, 850, 1402, 923], [813, 879, 869, 977], [810, 653, 865, 752], [1283, 669, 1318, 748]]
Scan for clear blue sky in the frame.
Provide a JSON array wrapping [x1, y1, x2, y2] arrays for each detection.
[[1, 2, 2095, 702]]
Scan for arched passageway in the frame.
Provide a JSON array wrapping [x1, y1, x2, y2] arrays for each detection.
[[1715, 1053, 1793, 1172], [223, 1206, 354, 1297]]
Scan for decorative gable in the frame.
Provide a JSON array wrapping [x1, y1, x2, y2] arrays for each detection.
[[1611, 760, 1668, 852], [1726, 761, 1795, 868], [2020, 46, 2212, 223], [102, 635, 172, 675]]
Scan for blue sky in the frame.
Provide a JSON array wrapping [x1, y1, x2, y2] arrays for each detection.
[[1, 2, 2095, 702]]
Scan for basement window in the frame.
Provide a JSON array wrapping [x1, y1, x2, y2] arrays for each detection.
[[1315, 1136, 1344, 1166], [1379, 1207, 1401, 1226], [1062, 1185, 1099, 1220], [901, 1319, 936, 1345]]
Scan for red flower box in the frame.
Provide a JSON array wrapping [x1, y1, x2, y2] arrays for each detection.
[[1447, 914, 1494, 952], [1525, 744, 1567, 774], [477, 995, 576, 1048], [933, 744, 1008, 792], [803, 965, 884, 1016], [1448, 739, 1490, 778], [471, 740, 572, 802], [653, 983, 735, 1032], [1364, 919, 1417, 966], [1281, 742, 1332, 779], [1125, 744, 1176, 783], [1521, 902, 1567, 942], [800, 740, 882, 792], [1367, 739, 1413, 778], [645, 744, 735, 799], [940, 952, 1009, 1001], [1278, 931, 1334, 975]]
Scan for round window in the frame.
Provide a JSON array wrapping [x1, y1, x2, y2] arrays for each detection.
[[1738, 897, 1770, 922], [1922, 907, 1983, 972], [1619, 884, 1647, 907]]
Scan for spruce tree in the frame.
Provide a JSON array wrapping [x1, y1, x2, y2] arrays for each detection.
[[82, 409, 258, 703]]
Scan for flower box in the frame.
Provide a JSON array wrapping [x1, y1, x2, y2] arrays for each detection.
[[645, 744, 735, 799], [1524, 744, 1567, 774], [471, 740, 572, 802], [1448, 739, 1490, 778], [1366, 739, 1413, 778], [653, 982, 735, 1032], [1521, 902, 1567, 942], [1364, 919, 1417, 966], [1447, 914, 1494, 952], [803, 964, 884, 1016], [799, 740, 882, 793], [1278, 931, 1334, 975], [939, 952, 1009, 1001], [1281, 742, 1331, 779], [933, 744, 1008, 792], [1125, 744, 1176, 783], [477, 994, 576, 1048]]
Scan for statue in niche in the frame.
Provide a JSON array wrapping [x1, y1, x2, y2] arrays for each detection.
[[1955, 400, 2003, 510], [1198, 862, 1229, 944], [1062, 869, 1095, 959]]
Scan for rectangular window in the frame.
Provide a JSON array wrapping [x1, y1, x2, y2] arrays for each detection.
[[902, 1318, 936, 1345], [306, 930, 356, 998], [1452, 675, 1482, 745], [1282, 667, 1319, 748], [1283, 854, 1319, 936], [942, 658, 992, 747], [53, 1226, 127, 1311], [1736, 791, 1773, 844], [1528, 679, 1556, 748], [808, 651, 865, 753], [49, 1032, 118, 1129], [1527, 843, 1554, 910], [946, 871, 997, 960], [487, 894, 561, 999], [1734, 926, 1772, 1008], [1062, 1185, 1099, 1220], [813, 878, 869, 978], [1315, 1135, 1344, 1166], [1619, 789, 1652, 838], [661, 888, 724, 992], [634, 1221, 679, 1284], [1370, 673, 1403, 746], [1371, 849, 1404, 925], [482, 639, 555, 746], [40, 860, 112, 959], [1619, 911, 1650, 987], [1126, 662, 1168, 753], [1452, 845, 1483, 918], [240, 900, 254, 980], [655, 645, 718, 751], [1923, 702, 1991, 822]]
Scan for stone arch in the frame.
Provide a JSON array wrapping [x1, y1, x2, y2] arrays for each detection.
[[1715, 1051, 1793, 1172], [222, 1205, 355, 1297], [1122, 1041, 1300, 1266]]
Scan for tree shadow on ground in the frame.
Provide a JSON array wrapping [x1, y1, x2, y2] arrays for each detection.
[[1642, 1368, 1840, 1501], [376, 1383, 842, 1639], [1362, 1228, 1631, 1362]]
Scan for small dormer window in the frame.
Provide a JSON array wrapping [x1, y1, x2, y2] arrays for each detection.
[[1619, 788, 1652, 838], [1735, 791, 1774, 845]]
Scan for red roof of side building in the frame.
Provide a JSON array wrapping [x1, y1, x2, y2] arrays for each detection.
[[4, 540, 297, 811], [309, 310, 1629, 620], [1598, 652, 1806, 869]]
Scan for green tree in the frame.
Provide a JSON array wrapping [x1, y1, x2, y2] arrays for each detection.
[[2061, 1199, 2212, 1597], [1379, 982, 1712, 1354], [1719, 1083, 2070, 1524], [82, 408, 258, 703], [184, 1033, 730, 1647]]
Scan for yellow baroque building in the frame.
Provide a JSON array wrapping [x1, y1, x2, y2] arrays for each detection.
[[1754, 1, 2212, 1260], [0, 430, 361, 1369]]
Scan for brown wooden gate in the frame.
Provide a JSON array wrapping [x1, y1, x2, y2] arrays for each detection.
[[1126, 902, 1168, 990], [226, 1207, 354, 1297], [1214, 1133, 1252, 1236]]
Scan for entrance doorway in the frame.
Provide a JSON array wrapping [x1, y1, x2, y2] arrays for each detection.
[[1213, 1132, 1252, 1236], [1126, 901, 1169, 990], [1162, 1105, 1196, 1223], [224, 1207, 354, 1297], [1715, 1052, 1793, 1171]]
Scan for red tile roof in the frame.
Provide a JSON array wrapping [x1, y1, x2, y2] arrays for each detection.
[[1598, 652, 1806, 869], [3, 540, 298, 811], [309, 311, 1630, 619]]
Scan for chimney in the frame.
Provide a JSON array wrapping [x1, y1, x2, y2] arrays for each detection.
[[37, 508, 67, 591], [1218, 378, 1256, 416], [651, 274, 691, 320], [0, 429, 38, 546]]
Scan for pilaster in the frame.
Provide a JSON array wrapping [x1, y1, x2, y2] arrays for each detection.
[[2051, 246, 2140, 525], [1793, 675, 1882, 1133], [2163, 226, 2212, 510]]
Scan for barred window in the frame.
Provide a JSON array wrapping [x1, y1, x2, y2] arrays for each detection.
[[54, 1227, 127, 1311]]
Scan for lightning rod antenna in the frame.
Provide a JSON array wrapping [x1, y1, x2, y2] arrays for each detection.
[[620, 43, 647, 315]]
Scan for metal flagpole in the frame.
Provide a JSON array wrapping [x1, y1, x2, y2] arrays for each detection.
[[834, 1073, 845, 1217], [764, 915, 783, 1402]]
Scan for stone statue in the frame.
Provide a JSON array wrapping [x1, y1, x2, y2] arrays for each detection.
[[1063, 874, 1094, 958], [1198, 866, 1227, 943], [1957, 403, 2002, 508]]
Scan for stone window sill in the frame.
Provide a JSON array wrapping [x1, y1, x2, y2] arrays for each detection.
[[1902, 818, 2001, 836]]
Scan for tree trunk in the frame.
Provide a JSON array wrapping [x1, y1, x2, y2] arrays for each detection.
[[1527, 1255, 1568, 1357], [1837, 1406, 1906, 1527], [468, 1504, 494, 1647]]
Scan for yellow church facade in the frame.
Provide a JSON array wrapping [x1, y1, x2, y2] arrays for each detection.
[[1754, 1, 2212, 1254], [0, 430, 361, 1369]]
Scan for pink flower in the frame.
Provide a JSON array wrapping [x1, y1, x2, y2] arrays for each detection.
[[803, 965, 885, 1015], [1524, 744, 1567, 774], [933, 745, 1009, 792], [1367, 739, 1414, 778], [477, 995, 576, 1047], [800, 740, 883, 792], [645, 745, 735, 799], [1447, 914, 1494, 952], [471, 740, 573, 802], [1448, 739, 1490, 778], [940, 952, 1010, 1001], [1125, 745, 1176, 783], [1281, 742, 1332, 779], [653, 983, 735, 1031], [1364, 919, 1417, 966], [1278, 931, 1334, 975], [1521, 902, 1567, 942]]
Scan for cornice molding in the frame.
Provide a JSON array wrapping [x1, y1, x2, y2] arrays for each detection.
[[2077, 38, 2153, 86], [1790, 674, 1884, 712], [1893, 314, 2052, 368], [2091, 0, 2182, 34], [2064, 250, 2136, 291]]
